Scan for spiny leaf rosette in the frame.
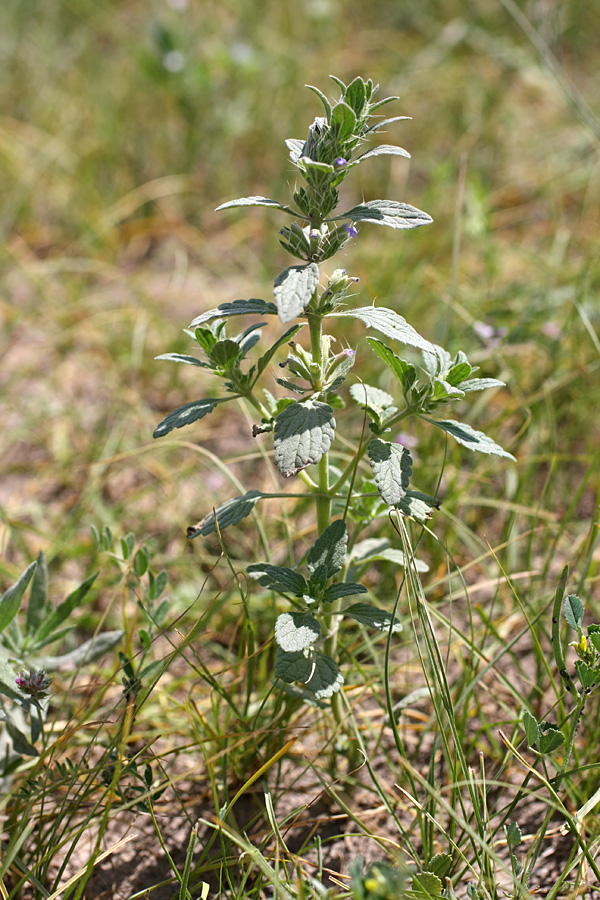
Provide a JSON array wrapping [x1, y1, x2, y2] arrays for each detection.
[[153, 76, 514, 704]]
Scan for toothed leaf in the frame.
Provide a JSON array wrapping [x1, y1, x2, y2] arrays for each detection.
[[368, 439, 412, 507], [423, 418, 515, 460], [274, 400, 335, 477], [187, 489, 265, 538], [273, 263, 320, 324], [345, 602, 402, 633], [330, 308, 433, 353], [153, 398, 231, 438], [341, 199, 432, 229], [307, 519, 347, 582], [275, 612, 320, 652], [247, 564, 307, 595]]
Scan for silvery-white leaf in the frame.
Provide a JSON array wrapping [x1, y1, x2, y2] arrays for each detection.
[[273, 263, 320, 324], [349, 538, 390, 563], [274, 400, 335, 477], [349, 383, 395, 410], [285, 138, 305, 162], [275, 612, 320, 652], [35, 630, 124, 671], [0, 658, 20, 701], [307, 519, 347, 580], [460, 378, 506, 393], [423, 418, 516, 460], [187, 490, 265, 538], [397, 490, 440, 522], [304, 654, 344, 699], [328, 307, 433, 353], [341, 199, 432, 229], [153, 397, 230, 438], [216, 196, 292, 212], [356, 144, 411, 162], [345, 602, 402, 633], [154, 353, 210, 368], [368, 439, 413, 507], [190, 299, 278, 328]]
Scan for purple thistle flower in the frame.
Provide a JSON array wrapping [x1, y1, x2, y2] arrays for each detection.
[[15, 669, 52, 702], [344, 223, 358, 239]]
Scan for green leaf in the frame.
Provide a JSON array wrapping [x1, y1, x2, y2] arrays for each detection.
[[275, 648, 313, 685], [330, 308, 433, 353], [190, 298, 278, 328], [0, 658, 20, 701], [428, 853, 452, 879], [363, 115, 412, 134], [154, 353, 210, 367], [357, 545, 429, 573], [506, 822, 522, 848], [341, 199, 433, 230], [0, 561, 37, 632], [345, 602, 402, 633], [575, 660, 598, 691], [328, 101, 356, 143], [368, 439, 412, 507], [323, 582, 368, 602], [423, 418, 516, 460], [153, 397, 232, 439], [307, 519, 347, 581], [35, 630, 124, 671], [187, 489, 265, 538], [35, 573, 98, 644], [349, 382, 394, 411], [216, 196, 293, 213], [355, 144, 410, 162], [247, 564, 307, 595], [538, 722, 564, 753], [343, 76, 367, 117], [522, 709, 540, 747], [564, 593, 584, 631], [274, 399, 336, 477], [411, 871, 444, 898], [6, 720, 38, 758], [304, 654, 343, 699], [26, 553, 49, 636], [275, 612, 320, 652], [304, 84, 332, 118], [273, 263, 320, 324], [209, 339, 241, 367], [254, 323, 304, 380]]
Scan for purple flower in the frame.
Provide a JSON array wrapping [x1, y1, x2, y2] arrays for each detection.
[[15, 669, 52, 702], [344, 223, 358, 239], [334, 157, 347, 167]]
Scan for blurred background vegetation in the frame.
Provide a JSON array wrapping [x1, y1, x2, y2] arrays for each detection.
[[1, 0, 599, 628]]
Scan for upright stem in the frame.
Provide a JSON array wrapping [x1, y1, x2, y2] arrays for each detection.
[[307, 311, 331, 535]]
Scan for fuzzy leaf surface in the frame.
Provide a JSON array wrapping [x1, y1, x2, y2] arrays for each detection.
[[0, 561, 37, 632], [460, 378, 505, 392], [397, 490, 440, 522], [564, 593, 584, 630], [341, 199, 432, 229], [153, 398, 231, 438], [323, 582, 368, 602], [0, 658, 20, 701], [304, 654, 344, 699], [154, 353, 210, 367], [274, 649, 312, 685], [274, 400, 335, 477], [354, 545, 429, 573], [187, 489, 265, 538], [216, 196, 293, 213], [273, 263, 320, 324], [349, 383, 394, 410], [330, 308, 433, 352], [190, 299, 278, 328], [423, 418, 516, 460], [246, 564, 306, 595], [307, 519, 347, 582], [368, 439, 412, 507], [275, 612, 320, 652], [35, 631, 124, 671], [356, 144, 410, 162], [345, 602, 402, 633]]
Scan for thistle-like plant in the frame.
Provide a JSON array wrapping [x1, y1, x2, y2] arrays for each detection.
[[154, 76, 514, 706]]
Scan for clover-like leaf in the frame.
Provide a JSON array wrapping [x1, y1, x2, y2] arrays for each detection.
[[345, 602, 402, 633], [522, 709, 540, 747], [247, 564, 307, 595], [275, 612, 320, 652], [538, 721, 565, 753], [341, 199, 432, 230], [273, 263, 320, 324], [330, 308, 433, 353], [153, 397, 232, 438], [575, 661, 598, 691], [187, 489, 265, 538], [307, 519, 347, 582], [274, 399, 336, 477], [189, 298, 278, 328], [368, 439, 412, 507], [423, 418, 516, 460]]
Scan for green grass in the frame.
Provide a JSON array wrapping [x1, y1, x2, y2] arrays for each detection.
[[1, 0, 600, 898]]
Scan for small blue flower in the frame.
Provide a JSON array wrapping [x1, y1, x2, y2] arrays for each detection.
[[344, 223, 358, 239], [334, 157, 347, 167]]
